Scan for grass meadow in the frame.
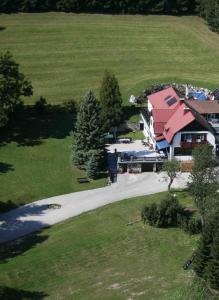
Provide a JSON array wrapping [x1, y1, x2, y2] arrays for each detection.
[[1, 13, 219, 207], [0, 192, 203, 300]]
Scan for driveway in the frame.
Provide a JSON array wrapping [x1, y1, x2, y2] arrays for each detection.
[[0, 172, 189, 244]]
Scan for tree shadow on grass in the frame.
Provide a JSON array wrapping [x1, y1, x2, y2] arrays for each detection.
[[0, 227, 49, 263], [0, 200, 20, 214], [0, 26, 6, 31], [0, 104, 75, 147], [0, 286, 48, 300], [0, 162, 14, 174]]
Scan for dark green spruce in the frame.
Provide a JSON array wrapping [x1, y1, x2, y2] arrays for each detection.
[[72, 90, 105, 179], [99, 71, 123, 133]]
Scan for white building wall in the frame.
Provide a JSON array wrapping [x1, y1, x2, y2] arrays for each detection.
[[172, 131, 216, 149], [170, 131, 216, 161], [148, 100, 153, 113], [140, 113, 155, 147]]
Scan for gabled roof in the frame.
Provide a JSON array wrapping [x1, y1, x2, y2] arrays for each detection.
[[152, 109, 175, 122], [148, 87, 180, 109], [154, 122, 166, 134], [185, 100, 219, 114], [148, 88, 180, 135], [163, 103, 195, 143]]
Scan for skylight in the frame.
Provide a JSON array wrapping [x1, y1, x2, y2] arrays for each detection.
[[166, 97, 177, 106]]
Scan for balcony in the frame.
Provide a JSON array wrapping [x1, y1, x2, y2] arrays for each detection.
[[181, 140, 208, 149], [118, 155, 168, 164]]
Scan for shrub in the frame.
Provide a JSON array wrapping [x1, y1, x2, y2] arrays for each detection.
[[179, 213, 202, 235], [141, 194, 201, 234], [141, 195, 182, 228], [156, 196, 182, 227], [141, 203, 158, 226]]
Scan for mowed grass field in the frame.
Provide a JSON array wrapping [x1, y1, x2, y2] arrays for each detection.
[[0, 193, 201, 300], [1, 13, 219, 208], [0, 13, 219, 103]]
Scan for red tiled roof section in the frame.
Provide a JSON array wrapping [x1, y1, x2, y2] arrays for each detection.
[[148, 87, 181, 135], [185, 100, 219, 114], [154, 122, 166, 134], [148, 87, 180, 109], [163, 103, 195, 143]]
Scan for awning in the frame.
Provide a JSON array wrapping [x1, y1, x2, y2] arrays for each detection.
[[156, 140, 170, 150]]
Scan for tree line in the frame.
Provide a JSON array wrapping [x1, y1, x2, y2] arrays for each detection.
[[0, 0, 197, 15], [0, 1, 219, 32]]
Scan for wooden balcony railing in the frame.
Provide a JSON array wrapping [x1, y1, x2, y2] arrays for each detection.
[[181, 141, 208, 149]]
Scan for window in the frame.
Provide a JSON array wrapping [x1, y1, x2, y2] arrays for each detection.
[[182, 134, 192, 142]]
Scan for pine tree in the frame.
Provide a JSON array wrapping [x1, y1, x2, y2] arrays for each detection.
[[73, 90, 105, 170], [86, 149, 105, 179], [99, 71, 123, 133], [193, 217, 215, 278], [205, 226, 219, 290]]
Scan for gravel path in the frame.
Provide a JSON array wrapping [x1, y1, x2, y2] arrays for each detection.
[[0, 172, 189, 244]]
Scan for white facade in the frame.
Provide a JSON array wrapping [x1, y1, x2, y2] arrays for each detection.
[[140, 112, 155, 147], [169, 131, 216, 159]]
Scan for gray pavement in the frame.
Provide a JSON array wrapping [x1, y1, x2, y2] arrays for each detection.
[[0, 172, 189, 244]]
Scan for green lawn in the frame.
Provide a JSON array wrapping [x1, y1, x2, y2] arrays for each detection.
[[1, 13, 219, 208], [0, 107, 106, 212], [0, 192, 201, 300], [0, 14, 219, 104]]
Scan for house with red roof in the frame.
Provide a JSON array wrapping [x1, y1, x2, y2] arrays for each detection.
[[141, 87, 218, 160]]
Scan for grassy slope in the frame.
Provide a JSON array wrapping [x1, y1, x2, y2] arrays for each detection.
[[0, 192, 199, 300], [0, 14, 219, 104], [1, 13, 219, 207]]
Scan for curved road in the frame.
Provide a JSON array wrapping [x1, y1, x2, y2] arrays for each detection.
[[0, 172, 189, 244]]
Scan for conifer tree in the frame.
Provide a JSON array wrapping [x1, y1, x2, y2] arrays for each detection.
[[206, 228, 219, 289], [193, 216, 216, 278], [86, 149, 105, 179], [99, 71, 123, 133], [73, 90, 105, 172]]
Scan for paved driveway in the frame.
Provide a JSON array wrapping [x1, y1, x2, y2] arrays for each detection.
[[0, 172, 189, 244]]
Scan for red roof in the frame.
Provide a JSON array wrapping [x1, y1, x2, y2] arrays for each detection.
[[163, 103, 195, 143], [154, 122, 166, 134], [148, 87, 180, 136], [148, 87, 180, 109], [152, 109, 175, 122]]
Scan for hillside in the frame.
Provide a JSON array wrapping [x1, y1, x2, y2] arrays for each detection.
[[0, 14, 219, 104]]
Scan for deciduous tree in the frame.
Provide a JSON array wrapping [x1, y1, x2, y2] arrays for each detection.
[[0, 51, 32, 127], [162, 159, 180, 192], [188, 145, 217, 224]]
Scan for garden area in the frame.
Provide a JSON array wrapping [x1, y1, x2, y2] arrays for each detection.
[[0, 191, 207, 300]]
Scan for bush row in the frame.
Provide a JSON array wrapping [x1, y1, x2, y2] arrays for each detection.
[[141, 195, 202, 235]]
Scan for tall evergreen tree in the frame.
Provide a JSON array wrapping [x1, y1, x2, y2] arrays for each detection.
[[73, 90, 105, 174], [206, 227, 219, 289], [193, 217, 215, 278], [99, 71, 123, 133]]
